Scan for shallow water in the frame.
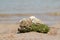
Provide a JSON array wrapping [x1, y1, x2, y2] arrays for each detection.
[[0, 15, 60, 26]]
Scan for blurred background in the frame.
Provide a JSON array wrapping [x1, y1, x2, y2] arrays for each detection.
[[0, 0, 60, 26], [0, 0, 60, 13]]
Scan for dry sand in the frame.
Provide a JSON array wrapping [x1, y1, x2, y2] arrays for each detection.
[[0, 23, 60, 40]]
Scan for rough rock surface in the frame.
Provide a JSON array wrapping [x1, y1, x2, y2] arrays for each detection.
[[18, 16, 44, 33], [18, 18, 32, 33]]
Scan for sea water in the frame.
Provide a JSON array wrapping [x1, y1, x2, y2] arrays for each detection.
[[0, 0, 60, 13], [0, 0, 60, 26], [0, 15, 60, 26]]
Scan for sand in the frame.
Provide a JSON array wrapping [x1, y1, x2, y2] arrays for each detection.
[[0, 23, 60, 40], [0, 23, 19, 34]]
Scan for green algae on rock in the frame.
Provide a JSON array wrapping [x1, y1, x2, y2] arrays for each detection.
[[18, 16, 50, 33], [18, 23, 49, 33], [30, 23, 50, 33]]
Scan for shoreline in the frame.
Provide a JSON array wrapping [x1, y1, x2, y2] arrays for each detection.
[[0, 12, 60, 17], [0, 14, 43, 17]]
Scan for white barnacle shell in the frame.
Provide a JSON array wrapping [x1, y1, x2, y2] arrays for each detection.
[[29, 16, 36, 20], [29, 16, 44, 24]]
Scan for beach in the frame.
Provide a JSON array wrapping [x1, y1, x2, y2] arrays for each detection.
[[0, 23, 60, 40], [0, 14, 60, 40], [0, 0, 60, 39]]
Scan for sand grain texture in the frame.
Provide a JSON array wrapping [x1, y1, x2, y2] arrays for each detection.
[[0, 23, 60, 40]]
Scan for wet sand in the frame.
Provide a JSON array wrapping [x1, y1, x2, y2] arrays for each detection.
[[0, 14, 42, 17], [46, 12, 60, 16]]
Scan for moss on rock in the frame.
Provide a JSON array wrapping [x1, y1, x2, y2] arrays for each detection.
[[30, 23, 50, 33], [18, 23, 50, 33]]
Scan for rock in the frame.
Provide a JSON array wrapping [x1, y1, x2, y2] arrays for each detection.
[[18, 18, 32, 33], [29, 16, 44, 24], [18, 16, 45, 33], [19, 18, 32, 27]]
